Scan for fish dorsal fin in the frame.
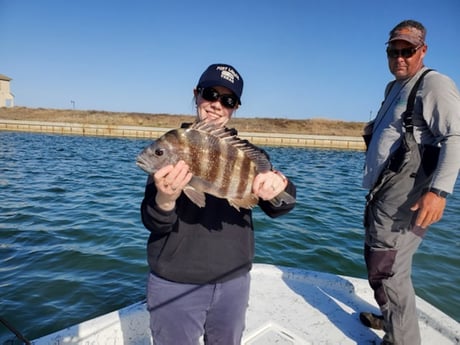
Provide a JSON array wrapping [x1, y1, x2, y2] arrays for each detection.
[[190, 121, 272, 172]]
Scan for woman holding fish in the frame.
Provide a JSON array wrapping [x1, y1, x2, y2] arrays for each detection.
[[139, 64, 296, 345]]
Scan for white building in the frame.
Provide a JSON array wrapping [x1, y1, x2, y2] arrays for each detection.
[[0, 74, 15, 107]]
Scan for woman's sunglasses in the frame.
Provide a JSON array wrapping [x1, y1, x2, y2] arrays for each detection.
[[198, 87, 238, 109], [386, 45, 422, 59]]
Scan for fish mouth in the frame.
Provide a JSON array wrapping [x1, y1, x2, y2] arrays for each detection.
[[135, 155, 152, 174]]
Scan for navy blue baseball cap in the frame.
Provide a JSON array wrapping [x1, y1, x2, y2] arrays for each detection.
[[197, 64, 243, 104]]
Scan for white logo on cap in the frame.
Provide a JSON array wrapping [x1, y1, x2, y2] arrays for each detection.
[[216, 66, 240, 84]]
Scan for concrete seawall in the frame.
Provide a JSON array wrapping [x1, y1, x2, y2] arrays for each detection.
[[0, 119, 365, 150]]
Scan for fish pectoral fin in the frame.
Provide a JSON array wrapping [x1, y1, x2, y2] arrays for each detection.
[[268, 191, 296, 207], [183, 186, 206, 208], [228, 195, 259, 211]]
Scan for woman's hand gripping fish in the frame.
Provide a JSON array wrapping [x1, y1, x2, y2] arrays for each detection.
[[136, 121, 295, 210]]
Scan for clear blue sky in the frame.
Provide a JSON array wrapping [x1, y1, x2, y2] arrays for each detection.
[[1, 0, 459, 122]]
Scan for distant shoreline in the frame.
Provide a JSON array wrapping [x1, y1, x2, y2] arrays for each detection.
[[0, 106, 366, 150], [0, 118, 366, 150], [0, 106, 366, 137]]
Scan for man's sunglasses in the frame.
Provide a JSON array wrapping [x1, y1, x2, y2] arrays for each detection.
[[198, 87, 238, 109], [386, 45, 422, 59]]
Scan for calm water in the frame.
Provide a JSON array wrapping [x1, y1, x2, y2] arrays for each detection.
[[1, 131, 459, 342]]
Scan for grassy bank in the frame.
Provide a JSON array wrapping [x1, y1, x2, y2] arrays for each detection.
[[0, 107, 366, 137]]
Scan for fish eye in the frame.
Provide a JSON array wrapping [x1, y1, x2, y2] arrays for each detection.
[[154, 148, 164, 156]]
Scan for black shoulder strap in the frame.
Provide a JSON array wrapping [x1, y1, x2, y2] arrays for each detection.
[[403, 69, 433, 133]]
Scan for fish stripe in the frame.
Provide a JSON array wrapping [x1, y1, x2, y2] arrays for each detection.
[[186, 129, 205, 177], [205, 131, 220, 184], [237, 153, 252, 197], [220, 140, 237, 197]]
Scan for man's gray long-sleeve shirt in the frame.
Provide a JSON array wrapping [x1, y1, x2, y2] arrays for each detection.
[[363, 67, 460, 194]]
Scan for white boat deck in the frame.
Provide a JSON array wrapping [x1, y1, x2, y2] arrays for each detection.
[[32, 264, 460, 344]]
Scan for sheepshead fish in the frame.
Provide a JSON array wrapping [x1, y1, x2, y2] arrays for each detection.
[[136, 121, 295, 210]]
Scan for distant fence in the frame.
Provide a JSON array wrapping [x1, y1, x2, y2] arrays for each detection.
[[0, 119, 365, 150]]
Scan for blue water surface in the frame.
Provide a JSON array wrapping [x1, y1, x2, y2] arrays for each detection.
[[0, 131, 459, 342]]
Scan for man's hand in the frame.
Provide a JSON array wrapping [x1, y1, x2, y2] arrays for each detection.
[[411, 191, 446, 228]]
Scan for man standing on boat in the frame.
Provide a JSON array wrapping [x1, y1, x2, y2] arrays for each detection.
[[360, 20, 460, 345]]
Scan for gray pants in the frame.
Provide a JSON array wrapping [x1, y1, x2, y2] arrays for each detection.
[[365, 222, 426, 345], [147, 271, 250, 345], [364, 132, 438, 344]]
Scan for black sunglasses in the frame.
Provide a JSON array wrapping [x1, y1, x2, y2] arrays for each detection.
[[386, 45, 422, 59], [198, 87, 238, 109]]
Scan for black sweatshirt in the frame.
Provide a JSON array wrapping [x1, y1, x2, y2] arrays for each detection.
[[141, 165, 296, 284]]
